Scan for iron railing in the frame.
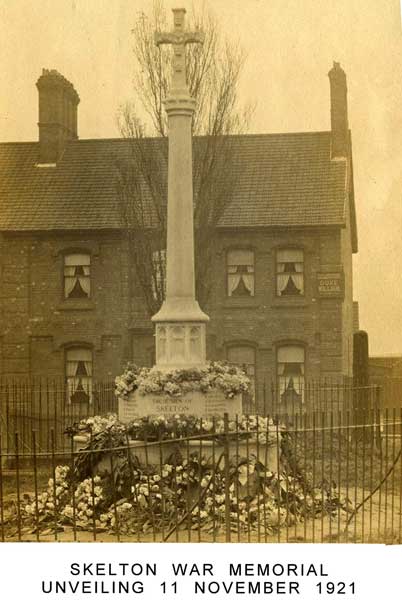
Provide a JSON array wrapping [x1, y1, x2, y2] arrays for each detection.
[[1, 377, 401, 453], [0, 409, 401, 543], [0, 379, 116, 454]]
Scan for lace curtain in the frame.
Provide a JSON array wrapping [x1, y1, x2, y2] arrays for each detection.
[[227, 345, 256, 400], [64, 254, 91, 298], [227, 249, 255, 296], [66, 347, 93, 403], [277, 249, 304, 295], [277, 345, 305, 403]]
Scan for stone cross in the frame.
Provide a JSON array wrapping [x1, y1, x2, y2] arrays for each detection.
[[151, 8, 209, 370], [154, 8, 204, 92]]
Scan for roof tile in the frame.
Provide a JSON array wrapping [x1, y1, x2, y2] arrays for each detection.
[[0, 132, 347, 231]]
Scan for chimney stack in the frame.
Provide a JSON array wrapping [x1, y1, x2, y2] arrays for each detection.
[[328, 62, 349, 159], [36, 69, 80, 164]]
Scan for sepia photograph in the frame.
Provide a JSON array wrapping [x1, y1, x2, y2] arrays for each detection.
[[0, 0, 402, 546]]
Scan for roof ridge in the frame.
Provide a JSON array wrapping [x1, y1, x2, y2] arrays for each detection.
[[73, 130, 332, 143], [0, 141, 38, 146], [0, 130, 332, 147]]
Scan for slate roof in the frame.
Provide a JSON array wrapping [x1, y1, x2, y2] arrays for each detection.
[[0, 131, 357, 249]]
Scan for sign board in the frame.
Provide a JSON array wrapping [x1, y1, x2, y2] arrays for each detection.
[[317, 272, 344, 297], [119, 389, 242, 423]]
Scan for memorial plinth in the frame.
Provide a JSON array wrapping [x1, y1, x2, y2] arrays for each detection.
[[119, 389, 243, 423]]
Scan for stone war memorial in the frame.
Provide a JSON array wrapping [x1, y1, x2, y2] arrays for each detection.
[[118, 8, 244, 424], [1, 4, 381, 546]]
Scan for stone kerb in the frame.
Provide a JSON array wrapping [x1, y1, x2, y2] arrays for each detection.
[[74, 433, 279, 474]]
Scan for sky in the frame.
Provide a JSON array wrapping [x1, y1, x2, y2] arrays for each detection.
[[1, 0, 401, 355]]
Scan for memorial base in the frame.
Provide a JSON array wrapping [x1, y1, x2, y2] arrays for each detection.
[[118, 389, 243, 423], [73, 435, 279, 473]]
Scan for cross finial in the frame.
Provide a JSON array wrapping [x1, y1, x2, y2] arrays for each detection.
[[154, 8, 204, 93]]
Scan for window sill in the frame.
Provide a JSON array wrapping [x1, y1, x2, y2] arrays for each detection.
[[56, 299, 95, 311], [271, 297, 308, 308], [223, 298, 260, 309]]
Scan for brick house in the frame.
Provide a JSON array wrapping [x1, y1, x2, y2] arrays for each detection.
[[0, 63, 358, 409]]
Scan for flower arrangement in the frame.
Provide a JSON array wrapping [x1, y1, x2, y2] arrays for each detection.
[[24, 465, 70, 518], [75, 414, 119, 435], [19, 446, 351, 538], [115, 361, 250, 401], [7, 412, 354, 539], [75, 413, 279, 445]]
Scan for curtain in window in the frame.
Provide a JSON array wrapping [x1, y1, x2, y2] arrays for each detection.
[[227, 250, 255, 296], [277, 345, 305, 403], [66, 347, 92, 403], [64, 254, 91, 298], [227, 345, 256, 404], [277, 249, 303, 295]]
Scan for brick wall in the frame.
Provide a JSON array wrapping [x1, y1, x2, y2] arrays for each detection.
[[0, 231, 130, 380], [340, 186, 355, 377], [205, 228, 348, 383], [0, 225, 354, 397]]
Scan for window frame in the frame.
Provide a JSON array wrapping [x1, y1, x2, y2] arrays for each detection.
[[226, 342, 257, 409], [59, 248, 93, 302], [276, 343, 306, 405], [226, 247, 256, 298], [63, 251, 91, 300], [64, 344, 93, 405], [275, 247, 305, 298]]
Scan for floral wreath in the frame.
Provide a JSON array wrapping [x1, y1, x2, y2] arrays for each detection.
[[115, 361, 250, 401]]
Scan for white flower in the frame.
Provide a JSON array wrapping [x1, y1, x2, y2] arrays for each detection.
[[63, 506, 74, 518]]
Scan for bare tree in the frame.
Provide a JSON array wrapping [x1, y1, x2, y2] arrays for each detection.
[[116, 0, 253, 316]]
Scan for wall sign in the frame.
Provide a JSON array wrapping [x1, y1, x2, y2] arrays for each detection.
[[317, 272, 344, 297]]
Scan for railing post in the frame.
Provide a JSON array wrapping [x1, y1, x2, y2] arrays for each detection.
[[0, 432, 4, 542], [223, 412, 231, 542]]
